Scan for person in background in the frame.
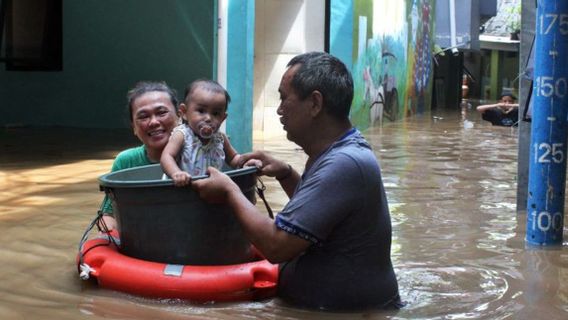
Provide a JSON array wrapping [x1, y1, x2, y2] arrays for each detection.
[[160, 80, 252, 187], [191, 52, 402, 311], [99, 81, 179, 231], [476, 92, 519, 126]]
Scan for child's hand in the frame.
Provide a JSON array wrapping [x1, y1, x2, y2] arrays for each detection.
[[171, 171, 191, 187]]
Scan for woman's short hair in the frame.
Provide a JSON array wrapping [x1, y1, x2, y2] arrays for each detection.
[[126, 81, 179, 122]]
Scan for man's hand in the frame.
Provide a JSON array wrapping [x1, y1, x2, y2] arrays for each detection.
[[239, 151, 290, 179], [191, 167, 240, 204]]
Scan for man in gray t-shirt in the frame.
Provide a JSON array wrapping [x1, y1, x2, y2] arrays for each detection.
[[275, 128, 399, 310], [193, 52, 401, 311]]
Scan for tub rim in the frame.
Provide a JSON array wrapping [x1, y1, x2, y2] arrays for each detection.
[[99, 164, 258, 188]]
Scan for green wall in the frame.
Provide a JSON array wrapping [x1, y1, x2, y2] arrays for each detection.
[[0, 0, 215, 128]]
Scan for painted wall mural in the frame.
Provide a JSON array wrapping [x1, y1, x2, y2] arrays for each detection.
[[350, 0, 435, 129]]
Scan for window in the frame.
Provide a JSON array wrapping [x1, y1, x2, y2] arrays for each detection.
[[0, 0, 62, 71]]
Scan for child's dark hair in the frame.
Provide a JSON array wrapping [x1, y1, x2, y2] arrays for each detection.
[[500, 91, 516, 100], [126, 81, 179, 122], [184, 79, 231, 110]]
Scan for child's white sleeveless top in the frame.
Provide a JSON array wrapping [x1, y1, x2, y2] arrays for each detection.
[[173, 124, 225, 176]]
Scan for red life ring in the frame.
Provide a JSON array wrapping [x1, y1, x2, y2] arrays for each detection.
[[78, 233, 278, 302]]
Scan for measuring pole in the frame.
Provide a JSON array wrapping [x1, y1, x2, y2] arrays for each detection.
[[526, 1, 568, 245]]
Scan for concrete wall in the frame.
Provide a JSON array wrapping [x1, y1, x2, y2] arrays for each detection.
[[252, 0, 325, 139], [0, 0, 215, 128]]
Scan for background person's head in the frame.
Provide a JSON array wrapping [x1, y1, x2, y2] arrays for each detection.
[[500, 92, 516, 104], [181, 79, 230, 139], [126, 81, 179, 160], [286, 52, 354, 120]]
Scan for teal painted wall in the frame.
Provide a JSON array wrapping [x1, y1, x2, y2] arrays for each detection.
[[330, 0, 354, 71], [227, 0, 255, 153], [0, 0, 215, 128]]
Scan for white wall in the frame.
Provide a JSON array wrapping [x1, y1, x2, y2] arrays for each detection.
[[253, 0, 325, 139]]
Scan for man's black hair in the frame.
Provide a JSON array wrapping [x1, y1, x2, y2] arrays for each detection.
[[287, 52, 354, 119]]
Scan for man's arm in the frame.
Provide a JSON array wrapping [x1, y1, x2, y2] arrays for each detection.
[[192, 167, 310, 263]]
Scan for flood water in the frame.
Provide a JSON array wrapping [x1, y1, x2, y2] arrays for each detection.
[[1, 105, 568, 319]]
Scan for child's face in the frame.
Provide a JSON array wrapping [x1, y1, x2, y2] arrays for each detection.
[[181, 87, 227, 139], [501, 95, 515, 104]]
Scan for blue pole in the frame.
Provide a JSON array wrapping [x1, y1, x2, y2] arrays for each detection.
[[526, 1, 568, 245]]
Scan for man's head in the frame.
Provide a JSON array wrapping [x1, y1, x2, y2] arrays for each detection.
[[277, 52, 353, 146], [285, 52, 353, 120]]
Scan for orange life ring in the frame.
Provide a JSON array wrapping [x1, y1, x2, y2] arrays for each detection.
[[78, 233, 278, 302]]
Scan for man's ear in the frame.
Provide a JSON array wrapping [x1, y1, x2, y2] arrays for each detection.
[[309, 90, 324, 117]]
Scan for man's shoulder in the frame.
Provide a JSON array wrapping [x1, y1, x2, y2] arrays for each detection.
[[319, 144, 378, 183], [331, 136, 374, 162]]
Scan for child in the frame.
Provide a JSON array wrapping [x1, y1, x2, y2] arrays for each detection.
[[161, 79, 248, 186], [476, 92, 519, 127]]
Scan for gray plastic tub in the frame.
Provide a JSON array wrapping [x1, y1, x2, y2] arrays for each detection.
[[99, 164, 257, 266]]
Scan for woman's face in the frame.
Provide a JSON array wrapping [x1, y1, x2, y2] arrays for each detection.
[[131, 91, 178, 157]]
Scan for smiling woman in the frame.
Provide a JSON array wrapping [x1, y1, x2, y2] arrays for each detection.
[[98, 81, 179, 230]]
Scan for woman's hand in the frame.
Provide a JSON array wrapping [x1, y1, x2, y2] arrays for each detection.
[[191, 167, 240, 204]]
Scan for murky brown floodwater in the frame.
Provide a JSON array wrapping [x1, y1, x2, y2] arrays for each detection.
[[1, 105, 568, 319]]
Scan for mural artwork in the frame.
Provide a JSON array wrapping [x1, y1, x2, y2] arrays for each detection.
[[350, 0, 435, 129]]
